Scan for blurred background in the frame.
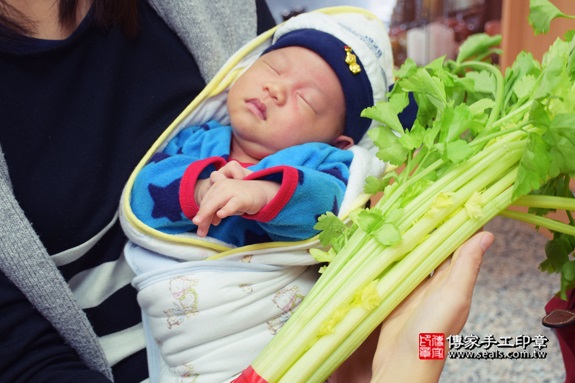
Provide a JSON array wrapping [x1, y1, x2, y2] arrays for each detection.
[[265, 1, 575, 382], [266, 0, 575, 69], [266, 0, 501, 67]]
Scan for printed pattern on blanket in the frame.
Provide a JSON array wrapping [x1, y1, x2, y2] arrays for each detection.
[[131, 248, 318, 383]]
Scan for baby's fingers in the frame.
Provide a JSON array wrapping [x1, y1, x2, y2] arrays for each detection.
[[211, 215, 222, 227], [217, 161, 252, 180], [215, 196, 246, 220], [192, 214, 212, 237], [193, 189, 234, 233], [209, 171, 227, 184]]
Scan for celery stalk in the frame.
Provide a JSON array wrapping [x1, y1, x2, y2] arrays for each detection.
[[513, 195, 575, 211], [238, 4, 575, 382], [308, 185, 514, 382], [278, 169, 518, 383], [255, 145, 523, 382], [499, 209, 575, 236]]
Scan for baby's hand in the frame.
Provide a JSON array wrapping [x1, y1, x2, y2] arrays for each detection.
[[193, 161, 253, 204], [192, 179, 279, 237], [213, 161, 253, 180]]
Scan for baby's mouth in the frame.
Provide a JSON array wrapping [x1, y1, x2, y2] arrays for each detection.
[[246, 98, 267, 120]]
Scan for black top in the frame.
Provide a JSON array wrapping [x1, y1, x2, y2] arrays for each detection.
[[0, 2, 204, 256], [0, 0, 275, 381]]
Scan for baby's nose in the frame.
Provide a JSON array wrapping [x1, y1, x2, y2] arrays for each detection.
[[266, 82, 287, 105]]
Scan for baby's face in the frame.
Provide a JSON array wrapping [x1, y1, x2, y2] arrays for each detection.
[[227, 46, 346, 161]]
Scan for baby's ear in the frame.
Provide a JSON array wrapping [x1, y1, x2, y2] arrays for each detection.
[[333, 135, 354, 150]]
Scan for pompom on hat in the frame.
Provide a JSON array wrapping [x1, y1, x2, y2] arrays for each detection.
[[263, 11, 394, 145]]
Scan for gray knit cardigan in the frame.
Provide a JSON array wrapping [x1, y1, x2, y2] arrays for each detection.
[[0, 1, 260, 380]]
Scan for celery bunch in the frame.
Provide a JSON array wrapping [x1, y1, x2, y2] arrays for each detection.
[[236, 1, 575, 382]]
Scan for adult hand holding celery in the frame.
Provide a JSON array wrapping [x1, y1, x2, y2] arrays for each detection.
[[235, 1, 575, 382]]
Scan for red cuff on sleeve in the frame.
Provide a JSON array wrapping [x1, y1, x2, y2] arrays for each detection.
[[242, 165, 299, 222], [179, 157, 227, 220]]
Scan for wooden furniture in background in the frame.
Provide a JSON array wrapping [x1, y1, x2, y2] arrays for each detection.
[[499, 0, 575, 237], [500, 0, 575, 69]]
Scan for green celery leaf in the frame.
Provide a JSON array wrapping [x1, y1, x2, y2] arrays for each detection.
[[569, 48, 575, 82], [541, 231, 575, 301], [314, 212, 347, 247], [469, 98, 496, 117], [513, 133, 551, 199], [541, 37, 572, 68], [355, 209, 383, 234], [426, 56, 446, 73], [448, 74, 474, 106], [413, 92, 439, 126], [535, 55, 567, 100], [399, 120, 425, 150], [466, 70, 497, 96], [355, 207, 402, 246], [529, 100, 552, 129], [399, 177, 436, 209], [564, 32, 575, 80], [437, 105, 455, 144], [309, 248, 336, 263], [529, 0, 568, 35], [394, 58, 418, 80], [423, 119, 441, 149], [354, 207, 403, 246], [453, 73, 476, 94], [513, 74, 537, 101], [364, 173, 395, 195], [368, 125, 409, 166], [400, 68, 447, 112], [541, 232, 575, 273], [514, 51, 540, 76], [545, 114, 575, 177], [446, 139, 474, 164], [548, 83, 575, 117], [505, 51, 540, 85], [372, 222, 402, 246], [361, 101, 404, 134], [561, 260, 575, 300], [388, 89, 410, 115], [445, 104, 477, 142], [503, 52, 540, 113], [456, 33, 502, 63]]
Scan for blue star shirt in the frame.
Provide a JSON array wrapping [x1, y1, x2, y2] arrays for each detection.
[[130, 120, 353, 246]]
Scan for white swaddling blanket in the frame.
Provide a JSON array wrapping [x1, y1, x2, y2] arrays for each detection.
[[126, 243, 318, 383], [124, 141, 384, 383]]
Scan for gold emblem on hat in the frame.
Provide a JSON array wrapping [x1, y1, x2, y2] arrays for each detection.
[[344, 46, 361, 74]]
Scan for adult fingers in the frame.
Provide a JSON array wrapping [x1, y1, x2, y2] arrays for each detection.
[[445, 231, 494, 300]]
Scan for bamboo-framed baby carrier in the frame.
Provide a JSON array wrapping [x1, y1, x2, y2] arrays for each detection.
[[119, 6, 393, 383]]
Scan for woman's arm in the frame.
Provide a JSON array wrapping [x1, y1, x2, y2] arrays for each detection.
[[0, 271, 111, 383]]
